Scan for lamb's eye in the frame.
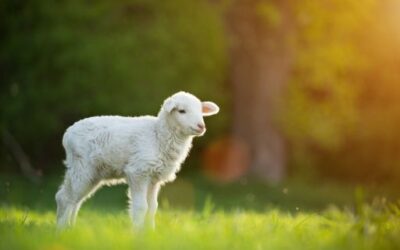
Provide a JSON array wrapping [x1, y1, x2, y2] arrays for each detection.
[[178, 109, 186, 114]]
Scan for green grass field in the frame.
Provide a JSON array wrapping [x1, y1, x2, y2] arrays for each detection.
[[1, 174, 400, 250]]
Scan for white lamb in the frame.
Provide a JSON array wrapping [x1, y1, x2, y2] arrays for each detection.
[[55, 91, 219, 229]]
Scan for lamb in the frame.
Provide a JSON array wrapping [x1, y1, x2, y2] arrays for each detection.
[[55, 91, 219, 229]]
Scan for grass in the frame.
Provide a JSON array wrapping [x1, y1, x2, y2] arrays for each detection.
[[1, 173, 400, 249]]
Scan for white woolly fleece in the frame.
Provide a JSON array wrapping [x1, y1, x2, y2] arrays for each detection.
[[55, 91, 219, 229]]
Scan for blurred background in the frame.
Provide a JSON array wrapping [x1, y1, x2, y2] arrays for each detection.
[[1, 0, 400, 210]]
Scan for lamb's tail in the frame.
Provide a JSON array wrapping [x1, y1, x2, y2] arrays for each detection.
[[62, 127, 83, 169], [62, 130, 71, 168]]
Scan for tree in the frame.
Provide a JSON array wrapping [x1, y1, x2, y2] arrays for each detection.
[[225, 0, 294, 182]]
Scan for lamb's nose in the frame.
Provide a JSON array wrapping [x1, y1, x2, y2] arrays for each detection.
[[197, 123, 205, 130]]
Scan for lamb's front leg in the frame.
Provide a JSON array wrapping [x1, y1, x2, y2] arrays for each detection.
[[147, 181, 160, 229], [126, 174, 150, 229]]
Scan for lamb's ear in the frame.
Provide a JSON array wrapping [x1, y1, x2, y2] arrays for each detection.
[[163, 97, 177, 113], [202, 101, 219, 116]]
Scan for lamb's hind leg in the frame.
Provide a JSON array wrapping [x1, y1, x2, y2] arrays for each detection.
[[55, 184, 73, 228], [56, 164, 100, 229], [69, 179, 102, 226]]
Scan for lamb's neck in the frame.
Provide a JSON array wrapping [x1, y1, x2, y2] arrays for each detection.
[[155, 115, 193, 152]]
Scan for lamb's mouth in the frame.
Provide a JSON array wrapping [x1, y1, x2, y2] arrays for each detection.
[[190, 127, 206, 135]]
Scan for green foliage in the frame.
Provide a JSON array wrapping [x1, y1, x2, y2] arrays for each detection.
[[335, 0, 400, 182], [252, 0, 400, 184], [281, 0, 374, 148], [0, 0, 228, 169], [277, 0, 400, 182]]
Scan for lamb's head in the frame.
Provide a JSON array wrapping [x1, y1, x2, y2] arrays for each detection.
[[160, 91, 219, 137]]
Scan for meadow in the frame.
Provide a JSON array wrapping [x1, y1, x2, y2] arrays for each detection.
[[1, 173, 400, 250], [2, 1, 400, 249]]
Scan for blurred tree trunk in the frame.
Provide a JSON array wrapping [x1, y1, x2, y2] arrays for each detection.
[[225, 0, 294, 182]]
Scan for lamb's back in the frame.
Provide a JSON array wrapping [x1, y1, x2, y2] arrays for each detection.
[[63, 115, 158, 154]]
